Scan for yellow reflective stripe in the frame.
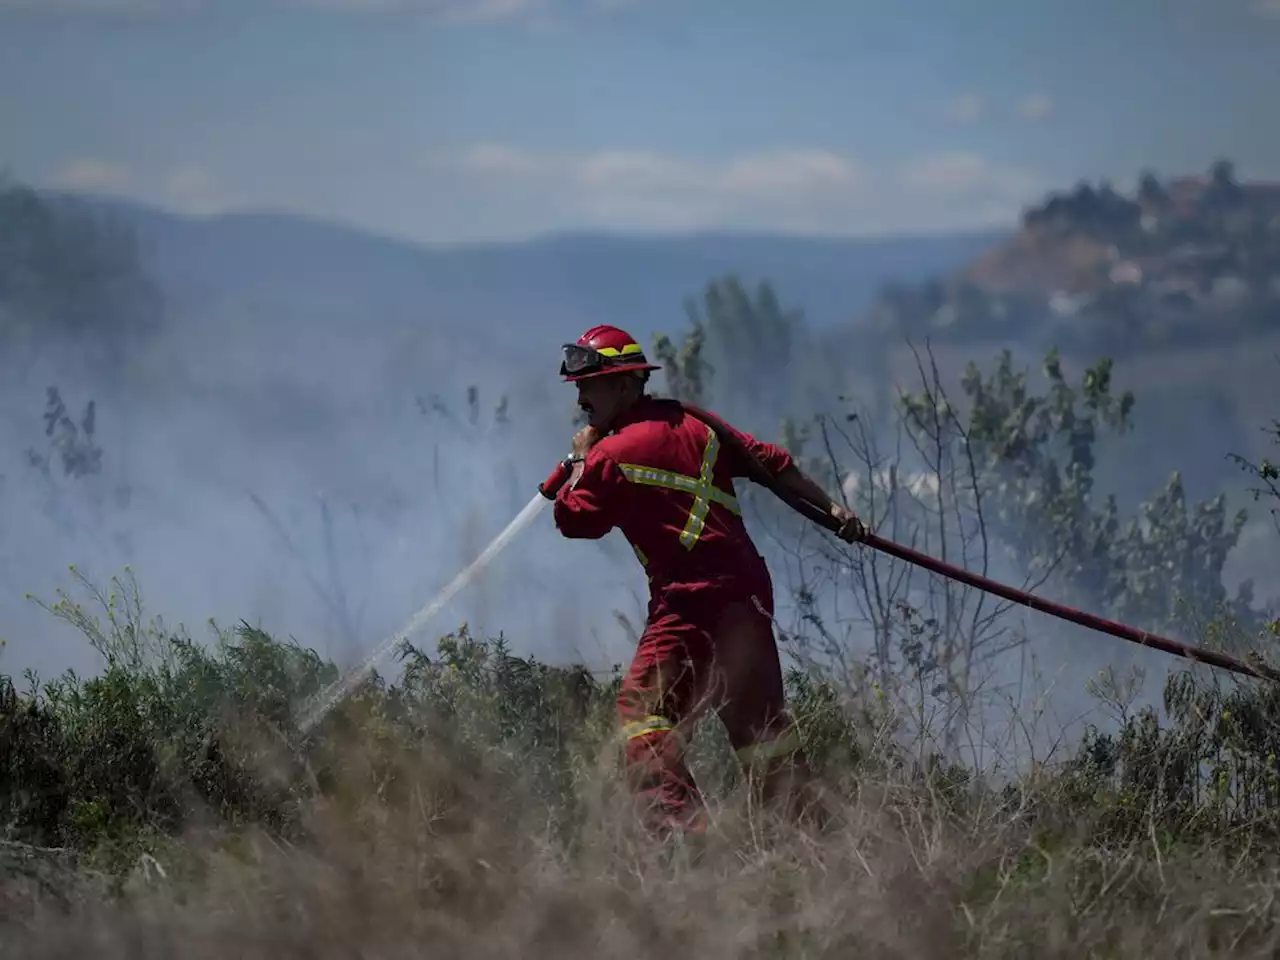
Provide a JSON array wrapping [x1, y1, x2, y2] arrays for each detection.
[[617, 464, 740, 516], [616, 431, 741, 552], [618, 464, 701, 494], [736, 728, 803, 766], [678, 431, 721, 548], [632, 542, 648, 567], [596, 343, 644, 357], [621, 715, 674, 740]]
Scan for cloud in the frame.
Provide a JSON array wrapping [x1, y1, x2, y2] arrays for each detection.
[[1017, 93, 1054, 121], [42, 159, 233, 217], [898, 151, 1043, 199], [42, 145, 1044, 239], [449, 145, 863, 200], [721, 150, 861, 195], [1252, 0, 1280, 17], [574, 150, 704, 193], [47, 158, 132, 192], [432, 143, 1042, 235], [944, 94, 983, 123]]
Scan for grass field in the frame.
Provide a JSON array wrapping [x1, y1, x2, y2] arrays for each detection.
[[5, 576, 1280, 959]]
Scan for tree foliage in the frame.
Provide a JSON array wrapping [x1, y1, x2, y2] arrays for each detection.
[[651, 271, 1276, 762], [904, 347, 1259, 635], [0, 179, 162, 367]]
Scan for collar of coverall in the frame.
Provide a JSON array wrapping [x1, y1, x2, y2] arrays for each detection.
[[600, 390, 659, 435]]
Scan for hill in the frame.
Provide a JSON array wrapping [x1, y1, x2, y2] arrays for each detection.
[[74, 193, 1007, 346], [968, 169, 1280, 299], [860, 161, 1280, 360]]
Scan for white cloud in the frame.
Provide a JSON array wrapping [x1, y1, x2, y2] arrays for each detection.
[[42, 159, 234, 217], [433, 143, 1042, 235], [447, 145, 863, 200], [41, 144, 1045, 238], [945, 94, 983, 123], [47, 158, 132, 192], [1017, 93, 1054, 121], [478, 146, 850, 190], [898, 151, 1043, 201], [721, 149, 861, 195], [575, 150, 705, 193]]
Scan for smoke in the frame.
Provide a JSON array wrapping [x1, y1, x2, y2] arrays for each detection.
[[0, 197, 646, 688], [2, 187, 1277, 777]]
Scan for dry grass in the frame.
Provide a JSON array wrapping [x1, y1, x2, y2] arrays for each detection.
[[6, 720, 1280, 960], [6, 596, 1280, 958]]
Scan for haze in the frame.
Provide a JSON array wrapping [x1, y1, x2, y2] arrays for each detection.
[[2, 0, 1279, 751]]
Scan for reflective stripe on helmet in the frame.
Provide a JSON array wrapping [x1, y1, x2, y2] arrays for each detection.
[[617, 430, 740, 550], [595, 342, 644, 358]]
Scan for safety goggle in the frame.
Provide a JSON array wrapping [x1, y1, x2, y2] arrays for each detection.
[[560, 343, 607, 376]]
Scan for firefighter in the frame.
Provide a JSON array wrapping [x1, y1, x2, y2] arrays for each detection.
[[550, 323, 865, 837]]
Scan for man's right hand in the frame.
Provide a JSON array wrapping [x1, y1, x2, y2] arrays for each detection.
[[572, 425, 601, 459], [830, 504, 866, 543]]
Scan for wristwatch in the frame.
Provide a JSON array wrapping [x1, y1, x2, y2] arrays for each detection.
[[562, 453, 585, 470]]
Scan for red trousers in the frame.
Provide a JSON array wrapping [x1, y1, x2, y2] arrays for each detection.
[[616, 572, 817, 834]]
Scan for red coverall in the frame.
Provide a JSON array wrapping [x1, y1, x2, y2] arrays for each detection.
[[553, 394, 815, 833]]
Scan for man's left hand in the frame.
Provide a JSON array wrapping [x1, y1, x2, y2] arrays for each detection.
[[571, 425, 601, 459]]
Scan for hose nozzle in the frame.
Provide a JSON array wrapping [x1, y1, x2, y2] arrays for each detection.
[[538, 457, 572, 500]]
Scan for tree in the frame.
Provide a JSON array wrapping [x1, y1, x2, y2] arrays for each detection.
[[1203, 158, 1246, 217], [1137, 170, 1167, 209], [1210, 158, 1239, 193], [650, 321, 710, 406], [934, 348, 1258, 634], [674, 275, 806, 423], [0, 179, 163, 373], [1229, 365, 1280, 540]]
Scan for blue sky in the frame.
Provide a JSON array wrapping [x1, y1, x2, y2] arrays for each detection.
[[2, 0, 1278, 244]]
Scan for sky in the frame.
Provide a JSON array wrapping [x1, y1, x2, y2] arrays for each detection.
[[1, 0, 1279, 244]]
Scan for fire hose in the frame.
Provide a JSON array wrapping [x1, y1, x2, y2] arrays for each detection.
[[540, 401, 1280, 686]]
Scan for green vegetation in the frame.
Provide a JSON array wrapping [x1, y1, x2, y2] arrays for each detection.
[[4, 171, 1280, 956], [0, 177, 161, 370]]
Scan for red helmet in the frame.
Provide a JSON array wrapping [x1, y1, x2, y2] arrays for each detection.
[[559, 324, 662, 382]]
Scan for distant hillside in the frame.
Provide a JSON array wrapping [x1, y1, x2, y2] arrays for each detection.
[[862, 161, 1280, 359], [70, 194, 1006, 349], [969, 164, 1280, 298]]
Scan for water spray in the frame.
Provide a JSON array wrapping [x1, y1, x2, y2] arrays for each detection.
[[297, 492, 551, 734]]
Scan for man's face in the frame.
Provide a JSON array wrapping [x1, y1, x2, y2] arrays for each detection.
[[575, 374, 631, 430]]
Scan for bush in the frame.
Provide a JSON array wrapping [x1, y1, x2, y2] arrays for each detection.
[[5, 569, 1280, 955]]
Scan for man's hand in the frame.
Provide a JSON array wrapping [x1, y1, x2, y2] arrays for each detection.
[[571, 424, 601, 459], [830, 504, 866, 544]]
